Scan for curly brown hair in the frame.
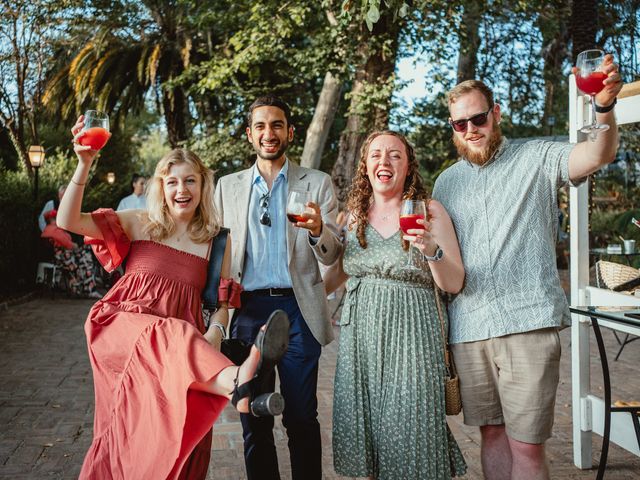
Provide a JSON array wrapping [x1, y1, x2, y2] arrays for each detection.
[[346, 130, 429, 249]]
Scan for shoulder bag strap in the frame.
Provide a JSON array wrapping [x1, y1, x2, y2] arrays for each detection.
[[434, 285, 452, 372], [202, 227, 229, 310]]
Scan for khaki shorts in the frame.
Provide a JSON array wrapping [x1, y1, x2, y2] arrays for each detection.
[[451, 328, 561, 444]]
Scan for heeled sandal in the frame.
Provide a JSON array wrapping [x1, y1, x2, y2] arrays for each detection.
[[231, 309, 289, 416]]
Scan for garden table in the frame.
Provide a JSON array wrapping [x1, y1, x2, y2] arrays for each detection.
[[589, 248, 640, 267], [570, 306, 640, 479]]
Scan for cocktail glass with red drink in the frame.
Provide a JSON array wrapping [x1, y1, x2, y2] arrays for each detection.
[[79, 110, 111, 150], [287, 190, 312, 225], [399, 199, 427, 270], [575, 49, 609, 136]]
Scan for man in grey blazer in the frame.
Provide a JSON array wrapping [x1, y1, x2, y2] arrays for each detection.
[[213, 95, 341, 480]]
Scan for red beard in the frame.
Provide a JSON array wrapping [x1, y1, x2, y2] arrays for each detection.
[[453, 121, 503, 166]]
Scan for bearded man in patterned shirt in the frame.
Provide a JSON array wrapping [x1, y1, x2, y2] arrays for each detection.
[[432, 56, 622, 480]]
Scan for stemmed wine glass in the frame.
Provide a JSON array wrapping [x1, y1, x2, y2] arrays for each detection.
[[287, 191, 312, 225], [399, 199, 427, 270], [575, 49, 609, 136], [79, 110, 111, 151]]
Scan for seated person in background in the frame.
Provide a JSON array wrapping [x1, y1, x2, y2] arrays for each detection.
[[41, 209, 101, 299], [42, 209, 75, 250], [116, 173, 147, 211], [38, 184, 67, 232]]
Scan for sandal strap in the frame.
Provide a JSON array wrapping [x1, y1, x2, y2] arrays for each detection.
[[231, 380, 253, 407], [230, 366, 251, 407]]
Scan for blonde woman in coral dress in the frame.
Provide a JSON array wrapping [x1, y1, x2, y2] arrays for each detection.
[[57, 115, 283, 479]]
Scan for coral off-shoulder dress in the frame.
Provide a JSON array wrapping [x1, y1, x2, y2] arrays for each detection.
[[79, 209, 238, 480]]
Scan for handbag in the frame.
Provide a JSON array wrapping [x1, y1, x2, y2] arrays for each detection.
[[434, 286, 462, 416], [203, 228, 250, 366]]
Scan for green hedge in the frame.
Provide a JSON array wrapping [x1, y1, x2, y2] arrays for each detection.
[[0, 170, 42, 294], [0, 162, 126, 295]]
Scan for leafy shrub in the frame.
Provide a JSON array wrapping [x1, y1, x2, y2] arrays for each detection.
[[0, 170, 41, 294], [0, 152, 128, 295]]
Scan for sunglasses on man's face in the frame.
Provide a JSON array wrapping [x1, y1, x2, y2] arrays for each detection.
[[448, 107, 493, 133]]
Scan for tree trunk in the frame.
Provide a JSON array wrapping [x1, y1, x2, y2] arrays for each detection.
[[155, 6, 190, 148], [456, 0, 484, 83], [162, 86, 189, 148], [331, 13, 403, 206], [570, 0, 599, 246], [570, 0, 599, 61], [331, 74, 366, 206], [538, 1, 570, 135], [301, 72, 342, 170], [7, 7, 32, 174], [1, 117, 30, 174]]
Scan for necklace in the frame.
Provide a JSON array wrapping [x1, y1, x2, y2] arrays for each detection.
[[371, 204, 396, 222], [377, 210, 397, 222]]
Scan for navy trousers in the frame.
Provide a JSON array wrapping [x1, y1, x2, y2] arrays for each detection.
[[232, 292, 322, 480]]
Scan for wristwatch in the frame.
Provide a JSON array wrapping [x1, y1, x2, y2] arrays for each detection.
[[594, 98, 616, 113], [424, 246, 444, 262]]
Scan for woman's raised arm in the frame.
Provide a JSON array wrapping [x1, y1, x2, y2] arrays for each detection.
[[57, 115, 107, 239]]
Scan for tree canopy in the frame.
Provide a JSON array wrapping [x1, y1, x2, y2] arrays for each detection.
[[0, 0, 638, 189]]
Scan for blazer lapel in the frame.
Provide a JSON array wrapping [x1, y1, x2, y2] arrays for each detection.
[[233, 169, 253, 269]]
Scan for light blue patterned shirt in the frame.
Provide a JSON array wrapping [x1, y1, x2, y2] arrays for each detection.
[[242, 160, 292, 290], [433, 139, 579, 344]]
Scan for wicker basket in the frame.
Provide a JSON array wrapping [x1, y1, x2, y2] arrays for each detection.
[[596, 261, 640, 292], [445, 374, 462, 416]]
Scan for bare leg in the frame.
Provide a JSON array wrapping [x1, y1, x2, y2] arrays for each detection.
[[508, 437, 549, 480], [480, 424, 511, 480], [190, 345, 260, 414]]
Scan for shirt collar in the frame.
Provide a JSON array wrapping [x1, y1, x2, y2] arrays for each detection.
[[252, 158, 289, 186]]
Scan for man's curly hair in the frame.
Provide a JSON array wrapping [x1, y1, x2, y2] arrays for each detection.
[[346, 130, 429, 249]]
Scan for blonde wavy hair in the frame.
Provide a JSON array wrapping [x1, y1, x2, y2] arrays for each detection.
[[346, 130, 428, 249], [143, 148, 220, 243]]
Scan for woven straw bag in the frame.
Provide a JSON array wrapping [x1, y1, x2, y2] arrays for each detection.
[[434, 287, 462, 416], [596, 261, 640, 292]]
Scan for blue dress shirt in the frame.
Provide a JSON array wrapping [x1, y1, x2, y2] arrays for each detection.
[[242, 160, 292, 290]]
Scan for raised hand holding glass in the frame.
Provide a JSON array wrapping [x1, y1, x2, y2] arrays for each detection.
[[575, 49, 609, 136]]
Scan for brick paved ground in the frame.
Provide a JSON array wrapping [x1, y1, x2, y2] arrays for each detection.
[[1, 295, 640, 479]]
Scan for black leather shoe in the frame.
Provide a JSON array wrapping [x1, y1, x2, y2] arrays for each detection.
[[231, 310, 289, 416]]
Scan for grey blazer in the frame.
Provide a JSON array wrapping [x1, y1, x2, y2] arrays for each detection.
[[213, 160, 342, 346]]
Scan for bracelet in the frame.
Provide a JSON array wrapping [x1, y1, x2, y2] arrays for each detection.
[[594, 98, 616, 113], [209, 321, 227, 339], [70, 178, 87, 186]]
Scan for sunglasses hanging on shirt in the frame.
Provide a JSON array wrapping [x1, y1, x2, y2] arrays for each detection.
[[259, 193, 271, 227]]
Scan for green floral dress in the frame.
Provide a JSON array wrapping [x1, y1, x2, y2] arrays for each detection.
[[333, 225, 467, 479]]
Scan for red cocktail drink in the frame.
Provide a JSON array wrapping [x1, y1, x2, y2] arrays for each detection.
[[287, 213, 306, 223], [576, 71, 607, 96], [79, 127, 110, 150], [399, 214, 425, 234]]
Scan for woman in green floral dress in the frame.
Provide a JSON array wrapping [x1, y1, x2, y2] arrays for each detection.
[[326, 131, 467, 479]]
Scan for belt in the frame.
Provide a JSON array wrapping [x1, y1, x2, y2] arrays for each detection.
[[244, 288, 295, 297]]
